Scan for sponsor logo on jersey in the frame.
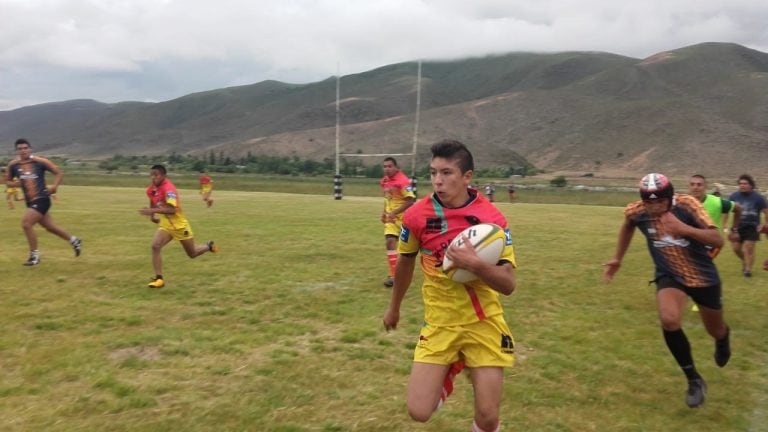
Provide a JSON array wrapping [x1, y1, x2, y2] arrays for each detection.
[[425, 217, 443, 234], [653, 234, 690, 248], [504, 228, 513, 246], [399, 226, 410, 242]]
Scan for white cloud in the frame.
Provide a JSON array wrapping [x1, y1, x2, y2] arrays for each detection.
[[0, 0, 766, 109]]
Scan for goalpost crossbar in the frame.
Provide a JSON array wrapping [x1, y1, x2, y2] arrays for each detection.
[[338, 153, 414, 157]]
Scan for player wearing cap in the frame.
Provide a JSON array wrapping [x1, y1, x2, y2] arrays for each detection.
[[603, 173, 731, 408]]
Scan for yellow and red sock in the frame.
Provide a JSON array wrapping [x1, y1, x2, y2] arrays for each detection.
[[387, 250, 398, 276]]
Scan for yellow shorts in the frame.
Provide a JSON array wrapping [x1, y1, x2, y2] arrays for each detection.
[[200, 185, 212, 194], [413, 315, 515, 368], [384, 216, 403, 237], [159, 223, 194, 241]]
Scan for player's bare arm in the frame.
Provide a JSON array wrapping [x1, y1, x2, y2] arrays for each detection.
[[603, 218, 635, 282], [139, 203, 177, 217], [383, 253, 417, 331], [445, 234, 515, 295]]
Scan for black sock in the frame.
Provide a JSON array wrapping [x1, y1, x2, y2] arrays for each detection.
[[663, 329, 700, 380], [156, 274, 163, 280]]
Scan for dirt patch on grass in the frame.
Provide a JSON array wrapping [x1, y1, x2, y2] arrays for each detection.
[[109, 346, 161, 362]]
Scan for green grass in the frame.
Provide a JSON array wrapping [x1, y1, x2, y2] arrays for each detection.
[[0, 186, 766, 431]]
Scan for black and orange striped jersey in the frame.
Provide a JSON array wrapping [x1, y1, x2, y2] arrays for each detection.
[[625, 194, 720, 288], [6, 156, 57, 203]]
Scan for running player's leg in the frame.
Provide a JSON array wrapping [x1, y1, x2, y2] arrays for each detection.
[[469, 367, 503, 432], [692, 283, 730, 367], [742, 240, 756, 275], [179, 238, 213, 258], [657, 285, 706, 407], [38, 212, 72, 242], [151, 230, 174, 276], [406, 362, 450, 422], [21, 207, 43, 251], [730, 239, 744, 263]]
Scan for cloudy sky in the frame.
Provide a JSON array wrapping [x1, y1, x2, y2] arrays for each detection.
[[1, 0, 767, 111]]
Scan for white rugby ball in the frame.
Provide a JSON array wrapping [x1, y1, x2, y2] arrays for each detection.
[[442, 223, 506, 283]]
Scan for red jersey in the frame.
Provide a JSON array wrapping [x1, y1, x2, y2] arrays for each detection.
[[199, 175, 212, 185], [399, 189, 516, 326], [146, 178, 188, 229], [381, 170, 415, 213]]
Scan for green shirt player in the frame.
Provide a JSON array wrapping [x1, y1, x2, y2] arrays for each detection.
[[687, 174, 741, 248]]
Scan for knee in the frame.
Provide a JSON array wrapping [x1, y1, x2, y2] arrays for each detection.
[[407, 406, 433, 423], [151, 243, 163, 253], [474, 408, 500, 431], [660, 316, 680, 331], [659, 314, 680, 331]]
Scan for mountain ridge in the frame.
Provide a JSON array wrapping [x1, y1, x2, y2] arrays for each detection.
[[1, 42, 766, 177]]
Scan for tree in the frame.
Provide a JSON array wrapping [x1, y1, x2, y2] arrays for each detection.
[[550, 176, 567, 187]]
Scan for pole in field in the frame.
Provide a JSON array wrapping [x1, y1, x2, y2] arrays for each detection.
[[334, 69, 343, 199]]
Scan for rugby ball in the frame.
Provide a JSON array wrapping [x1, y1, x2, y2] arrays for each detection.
[[442, 223, 506, 283]]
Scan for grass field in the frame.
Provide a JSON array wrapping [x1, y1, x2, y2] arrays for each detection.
[[1, 185, 767, 431]]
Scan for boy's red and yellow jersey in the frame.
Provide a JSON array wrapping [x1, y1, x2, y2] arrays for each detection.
[[625, 193, 720, 287], [399, 189, 516, 327], [381, 171, 415, 213], [146, 178, 189, 230]]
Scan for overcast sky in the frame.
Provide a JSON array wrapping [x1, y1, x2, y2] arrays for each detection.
[[1, 0, 767, 111]]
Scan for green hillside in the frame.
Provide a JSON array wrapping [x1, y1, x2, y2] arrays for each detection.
[[1, 42, 766, 177]]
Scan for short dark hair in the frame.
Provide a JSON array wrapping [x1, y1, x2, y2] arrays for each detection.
[[691, 174, 706, 181], [151, 164, 167, 175], [430, 139, 474, 173], [738, 174, 755, 188], [14, 138, 30, 148], [383, 157, 398, 166]]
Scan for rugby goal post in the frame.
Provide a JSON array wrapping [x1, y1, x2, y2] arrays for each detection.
[[334, 61, 422, 200]]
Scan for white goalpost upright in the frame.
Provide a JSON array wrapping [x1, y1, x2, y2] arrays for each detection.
[[334, 60, 423, 200]]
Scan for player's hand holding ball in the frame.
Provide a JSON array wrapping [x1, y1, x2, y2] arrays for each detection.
[[442, 223, 506, 283]]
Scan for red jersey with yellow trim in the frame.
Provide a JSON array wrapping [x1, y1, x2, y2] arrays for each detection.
[[625, 193, 720, 287], [6, 156, 57, 203], [398, 188, 516, 326], [146, 178, 189, 230], [381, 170, 415, 213], [199, 175, 212, 186]]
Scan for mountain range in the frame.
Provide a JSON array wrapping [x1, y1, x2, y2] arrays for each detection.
[[1, 42, 766, 177]]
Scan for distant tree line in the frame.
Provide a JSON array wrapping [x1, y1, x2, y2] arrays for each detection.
[[92, 152, 537, 179]]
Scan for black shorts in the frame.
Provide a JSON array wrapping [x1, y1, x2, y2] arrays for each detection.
[[737, 224, 760, 242], [654, 275, 722, 310], [27, 197, 51, 215]]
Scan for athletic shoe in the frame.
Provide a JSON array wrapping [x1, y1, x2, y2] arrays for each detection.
[[686, 378, 707, 408], [435, 360, 465, 411], [743, 271, 752, 278], [207, 240, 218, 253], [714, 326, 731, 367], [23, 253, 40, 266], [383, 277, 394, 288], [71, 237, 82, 257], [148, 277, 165, 289]]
